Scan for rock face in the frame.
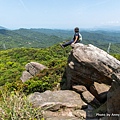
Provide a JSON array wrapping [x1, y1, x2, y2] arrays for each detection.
[[63, 43, 120, 119], [28, 90, 88, 120], [107, 74, 120, 120], [65, 43, 120, 89], [20, 62, 47, 82]]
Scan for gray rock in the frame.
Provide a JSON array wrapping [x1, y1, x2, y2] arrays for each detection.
[[45, 116, 81, 120], [65, 43, 120, 89], [64, 43, 120, 117], [90, 82, 110, 103], [82, 91, 101, 108], [72, 110, 86, 119], [72, 85, 87, 94], [20, 62, 47, 82], [20, 71, 33, 82], [28, 90, 88, 119], [25, 62, 47, 76], [107, 78, 120, 120], [28, 90, 87, 109]]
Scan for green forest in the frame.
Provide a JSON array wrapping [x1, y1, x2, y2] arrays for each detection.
[[0, 28, 120, 119], [0, 28, 120, 53]]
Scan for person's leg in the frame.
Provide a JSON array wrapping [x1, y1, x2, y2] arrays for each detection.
[[62, 39, 74, 47]]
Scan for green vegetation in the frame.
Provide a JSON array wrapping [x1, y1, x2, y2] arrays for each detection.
[[0, 29, 64, 49], [0, 28, 120, 53], [0, 28, 119, 119], [0, 90, 43, 120], [111, 53, 120, 61], [0, 44, 70, 93], [0, 43, 119, 95], [0, 44, 70, 119], [30, 29, 120, 53]]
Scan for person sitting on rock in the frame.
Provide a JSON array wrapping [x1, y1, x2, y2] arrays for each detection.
[[60, 27, 82, 48]]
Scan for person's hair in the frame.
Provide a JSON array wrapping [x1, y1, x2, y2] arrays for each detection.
[[74, 27, 79, 32]]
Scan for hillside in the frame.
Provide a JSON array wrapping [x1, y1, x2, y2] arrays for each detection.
[[13, 28, 64, 47], [0, 28, 120, 54], [31, 28, 120, 53], [31, 28, 120, 43], [0, 44, 120, 90], [0, 43, 120, 120], [0, 26, 119, 120], [0, 29, 64, 49], [0, 44, 70, 88]]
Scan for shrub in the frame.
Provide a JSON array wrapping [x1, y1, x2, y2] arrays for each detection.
[[0, 90, 44, 120], [111, 54, 120, 61]]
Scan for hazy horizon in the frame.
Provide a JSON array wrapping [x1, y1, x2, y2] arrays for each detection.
[[0, 0, 120, 29]]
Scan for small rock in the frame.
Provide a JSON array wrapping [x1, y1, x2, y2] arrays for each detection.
[[20, 62, 47, 82], [20, 71, 33, 82], [82, 91, 101, 108], [72, 110, 86, 119], [72, 85, 87, 94], [90, 82, 110, 103]]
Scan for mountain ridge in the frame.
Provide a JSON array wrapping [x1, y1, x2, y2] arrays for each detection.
[[0, 26, 7, 29], [0, 28, 120, 53]]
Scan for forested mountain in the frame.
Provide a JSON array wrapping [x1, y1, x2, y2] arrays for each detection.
[[0, 29, 64, 49], [31, 28, 120, 43], [0, 28, 120, 53]]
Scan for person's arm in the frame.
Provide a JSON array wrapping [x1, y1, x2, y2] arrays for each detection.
[[72, 36, 78, 44]]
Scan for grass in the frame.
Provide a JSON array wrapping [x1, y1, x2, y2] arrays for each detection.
[[0, 90, 44, 120]]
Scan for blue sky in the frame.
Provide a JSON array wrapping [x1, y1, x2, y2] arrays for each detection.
[[0, 0, 120, 29]]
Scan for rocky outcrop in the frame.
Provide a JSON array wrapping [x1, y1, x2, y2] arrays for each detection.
[[65, 43, 120, 89], [28, 90, 88, 120], [20, 62, 47, 82], [63, 43, 120, 119]]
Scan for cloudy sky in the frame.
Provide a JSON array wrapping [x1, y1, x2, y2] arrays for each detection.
[[0, 0, 120, 29]]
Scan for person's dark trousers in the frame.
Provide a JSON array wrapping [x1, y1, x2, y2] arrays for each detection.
[[62, 39, 74, 47], [62, 39, 80, 47]]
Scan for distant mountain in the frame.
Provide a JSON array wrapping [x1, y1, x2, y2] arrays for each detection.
[[0, 28, 120, 54], [0, 26, 7, 29], [30, 28, 73, 39], [81, 31, 120, 43], [92, 26, 120, 31], [0, 28, 64, 49], [31, 28, 120, 43]]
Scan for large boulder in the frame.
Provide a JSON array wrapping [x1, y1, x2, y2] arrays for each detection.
[[28, 90, 87, 109], [28, 90, 88, 119], [65, 43, 120, 89], [25, 62, 47, 76], [20, 62, 47, 82], [63, 43, 120, 119]]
